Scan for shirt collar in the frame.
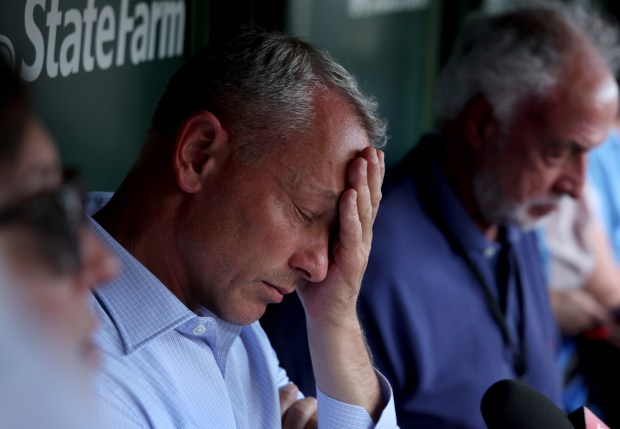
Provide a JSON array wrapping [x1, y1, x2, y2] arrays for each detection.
[[87, 192, 196, 354], [87, 193, 245, 358]]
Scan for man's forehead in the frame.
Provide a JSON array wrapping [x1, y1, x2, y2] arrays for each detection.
[[285, 162, 345, 201], [270, 89, 370, 199]]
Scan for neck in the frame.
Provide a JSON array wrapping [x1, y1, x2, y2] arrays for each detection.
[[94, 168, 194, 307], [435, 130, 499, 241]]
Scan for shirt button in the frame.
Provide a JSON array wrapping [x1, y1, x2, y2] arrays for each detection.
[[484, 247, 496, 258], [193, 324, 206, 335]]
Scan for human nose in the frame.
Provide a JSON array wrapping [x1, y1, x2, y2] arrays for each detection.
[[77, 228, 117, 290], [554, 152, 587, 199], [288, 232, 330, 283]]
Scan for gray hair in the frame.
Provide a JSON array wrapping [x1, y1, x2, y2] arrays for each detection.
[[145, 27, 387, 164], [435, 0, 620, 125]]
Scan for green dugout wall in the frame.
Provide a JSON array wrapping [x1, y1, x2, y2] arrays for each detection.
[[11, 1, 615, 191], [0, 0, 452, 190], [1, 0, 191, 190], [287, 0, 443, 168]]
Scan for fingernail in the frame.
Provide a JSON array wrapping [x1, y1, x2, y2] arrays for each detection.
[[372, 149, 379, 163], [350, 190, 358, 205]]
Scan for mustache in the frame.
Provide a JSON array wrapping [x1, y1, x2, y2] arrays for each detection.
[[522, 194, 564, 208]]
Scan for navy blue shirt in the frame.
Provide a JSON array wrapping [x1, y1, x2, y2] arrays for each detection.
[[359, 140, 562, 428]]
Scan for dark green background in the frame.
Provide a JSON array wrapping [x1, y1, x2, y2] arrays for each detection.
[[2, 0, 616, 191]]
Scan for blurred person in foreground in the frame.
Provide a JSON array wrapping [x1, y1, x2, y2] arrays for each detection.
[[0, 59, 117, 428], [88, 27, 397, 428], [263, 2, 620, 428]]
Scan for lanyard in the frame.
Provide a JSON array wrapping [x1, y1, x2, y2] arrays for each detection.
[[444, 227, 528, 377], [412, 157, 528, 378]]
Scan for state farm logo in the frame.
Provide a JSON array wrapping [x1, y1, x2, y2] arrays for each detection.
[[0, 34, 17, 70], [1, 0, 186, 81]]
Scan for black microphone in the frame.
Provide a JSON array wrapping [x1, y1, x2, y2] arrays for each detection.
[[481, 379, 574, 428]]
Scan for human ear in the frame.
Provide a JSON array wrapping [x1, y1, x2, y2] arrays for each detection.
[[461, 95, 499, 151], [172, 111, 229, 193]]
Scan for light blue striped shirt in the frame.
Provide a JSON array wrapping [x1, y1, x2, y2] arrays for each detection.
[[87, 193, 397, 428]]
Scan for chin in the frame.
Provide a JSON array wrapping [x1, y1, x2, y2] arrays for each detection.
[[228, 316, 262, 326], [514, 200, 560, 228], [473, 169, 562, 231], [222, 307, 265, 326], [488, 196, 560, 231], [528, 204, 558, 219]]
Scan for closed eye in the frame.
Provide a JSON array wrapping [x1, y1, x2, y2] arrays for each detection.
[[296, 206, 314, 222]]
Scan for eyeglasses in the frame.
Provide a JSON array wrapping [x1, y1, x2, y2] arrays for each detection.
[[0, 170, 85, 274]]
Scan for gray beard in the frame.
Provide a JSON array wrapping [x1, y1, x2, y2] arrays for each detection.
[[472, 167, 560, 230]]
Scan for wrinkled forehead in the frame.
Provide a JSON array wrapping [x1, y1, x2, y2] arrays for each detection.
[[313, 89, 370, 153], [527, 51, 618, 144], [280, 97, 369, 200]]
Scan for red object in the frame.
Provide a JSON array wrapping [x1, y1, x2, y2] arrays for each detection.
[[583, 325, 610, 341], [568, 406, 611, 429]]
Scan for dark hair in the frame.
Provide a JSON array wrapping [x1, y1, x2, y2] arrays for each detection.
[[142, 26, 387, 165], [0, 59, 29, 171]]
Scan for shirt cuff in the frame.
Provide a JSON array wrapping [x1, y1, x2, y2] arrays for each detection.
[[316, 368, 399, 428]]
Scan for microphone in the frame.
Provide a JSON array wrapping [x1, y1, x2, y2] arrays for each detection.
[[481, 379, 573, 428], [481, 379, 610, 429]]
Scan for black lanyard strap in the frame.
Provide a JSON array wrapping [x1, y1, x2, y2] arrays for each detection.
[[446, 230, 528, 377], [411, 154, 528, 377]]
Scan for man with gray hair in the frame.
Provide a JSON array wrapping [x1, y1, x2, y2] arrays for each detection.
[[88, 27, 397, 428], [356, 2, 620, 428]]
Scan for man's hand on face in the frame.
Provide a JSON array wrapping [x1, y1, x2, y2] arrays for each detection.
[[279, 383, 318, 429], [293, 146, 387, 418], [296, 147, 385, 327]]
